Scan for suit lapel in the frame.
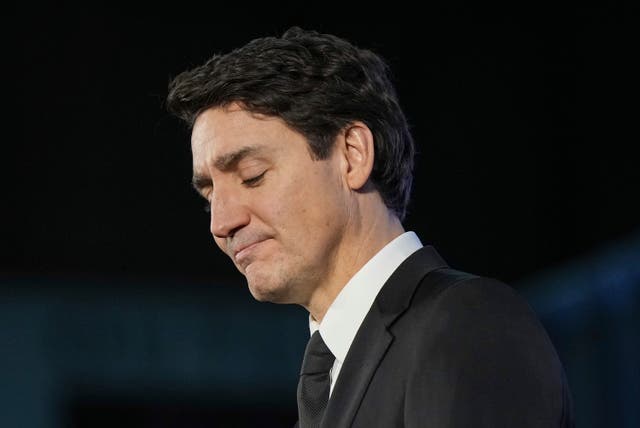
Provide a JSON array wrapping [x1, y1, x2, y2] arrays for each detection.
[[321, 306, 392, 427], [320, 246, 448, 427]]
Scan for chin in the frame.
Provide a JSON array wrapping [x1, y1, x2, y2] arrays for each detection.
[[244, 270, 280, 300], [242, 258, 303, 304], [245, 271, 299, 304], [247, 281, 289, 303]]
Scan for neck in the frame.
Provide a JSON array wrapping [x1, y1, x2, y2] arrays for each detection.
[[306, 199, 405, 323]]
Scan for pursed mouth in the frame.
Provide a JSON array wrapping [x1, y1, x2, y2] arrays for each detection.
[[233, 238, 269, 263]]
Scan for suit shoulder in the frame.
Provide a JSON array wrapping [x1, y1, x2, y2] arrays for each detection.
[[397, 268, 573, 426], [400, 267, 558, 362], [413, 267, 534, 318]]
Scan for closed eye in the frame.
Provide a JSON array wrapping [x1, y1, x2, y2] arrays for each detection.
[[203, 171, 266, 213], [242, 171, 266, 187]]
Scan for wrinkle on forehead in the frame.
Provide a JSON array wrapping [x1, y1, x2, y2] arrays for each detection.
[[191, 105, 284, 153]]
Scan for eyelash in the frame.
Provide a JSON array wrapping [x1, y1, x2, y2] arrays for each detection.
[[203, 171, 266, 213], [242, 171, 266, 187]]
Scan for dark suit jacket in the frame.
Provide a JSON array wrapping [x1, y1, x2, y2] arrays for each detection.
[[297, 245, 574, 427]]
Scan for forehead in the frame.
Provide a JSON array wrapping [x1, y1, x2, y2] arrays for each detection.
[[191, 105, 296, 162]]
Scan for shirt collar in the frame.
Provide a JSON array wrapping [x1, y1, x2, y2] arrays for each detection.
[[309, 231, 423, 363]]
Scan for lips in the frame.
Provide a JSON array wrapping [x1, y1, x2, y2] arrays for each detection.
[[232, 237, 270, 267], [235, 240, 262, 259]]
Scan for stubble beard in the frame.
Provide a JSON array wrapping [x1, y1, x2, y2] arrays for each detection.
[[243, 257, 305, 305]]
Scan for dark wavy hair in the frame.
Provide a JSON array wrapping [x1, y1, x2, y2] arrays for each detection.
[[167, 26, 415, 221]]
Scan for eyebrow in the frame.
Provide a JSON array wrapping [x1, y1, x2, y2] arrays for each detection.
[[191, 145, 265, 194]]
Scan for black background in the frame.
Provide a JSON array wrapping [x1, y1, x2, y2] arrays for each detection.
[[8, 6, 638, 286], [6, 4, 639, 428]]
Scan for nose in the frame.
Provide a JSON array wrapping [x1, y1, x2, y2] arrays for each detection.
[[209, 189, 250, 239]]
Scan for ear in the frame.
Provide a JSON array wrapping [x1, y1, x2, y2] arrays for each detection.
[[342, 122, 375, 190]]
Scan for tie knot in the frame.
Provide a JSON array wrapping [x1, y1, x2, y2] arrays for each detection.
[[300, 331, 335, 375]]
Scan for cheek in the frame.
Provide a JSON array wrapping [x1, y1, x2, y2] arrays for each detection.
[[263, 163, 345, 235], [291, 184, 344, 232]]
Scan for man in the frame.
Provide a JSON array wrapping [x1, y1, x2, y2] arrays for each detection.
[[167, 27, 574, 427]]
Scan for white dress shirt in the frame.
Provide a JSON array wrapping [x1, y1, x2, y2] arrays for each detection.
[[309, 231, 423, 396]]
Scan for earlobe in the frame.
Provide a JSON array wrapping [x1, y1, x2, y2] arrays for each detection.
[[343, 122, 375, 190]]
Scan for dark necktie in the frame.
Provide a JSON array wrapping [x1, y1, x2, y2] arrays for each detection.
[[297, 331, 336, 428]]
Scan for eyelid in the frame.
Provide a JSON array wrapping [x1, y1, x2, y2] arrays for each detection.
[[201, 170, 266, 213], [242, 170, 267, 186]]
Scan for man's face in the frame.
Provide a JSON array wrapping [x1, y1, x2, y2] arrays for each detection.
[[191, 105, 350, 305]]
